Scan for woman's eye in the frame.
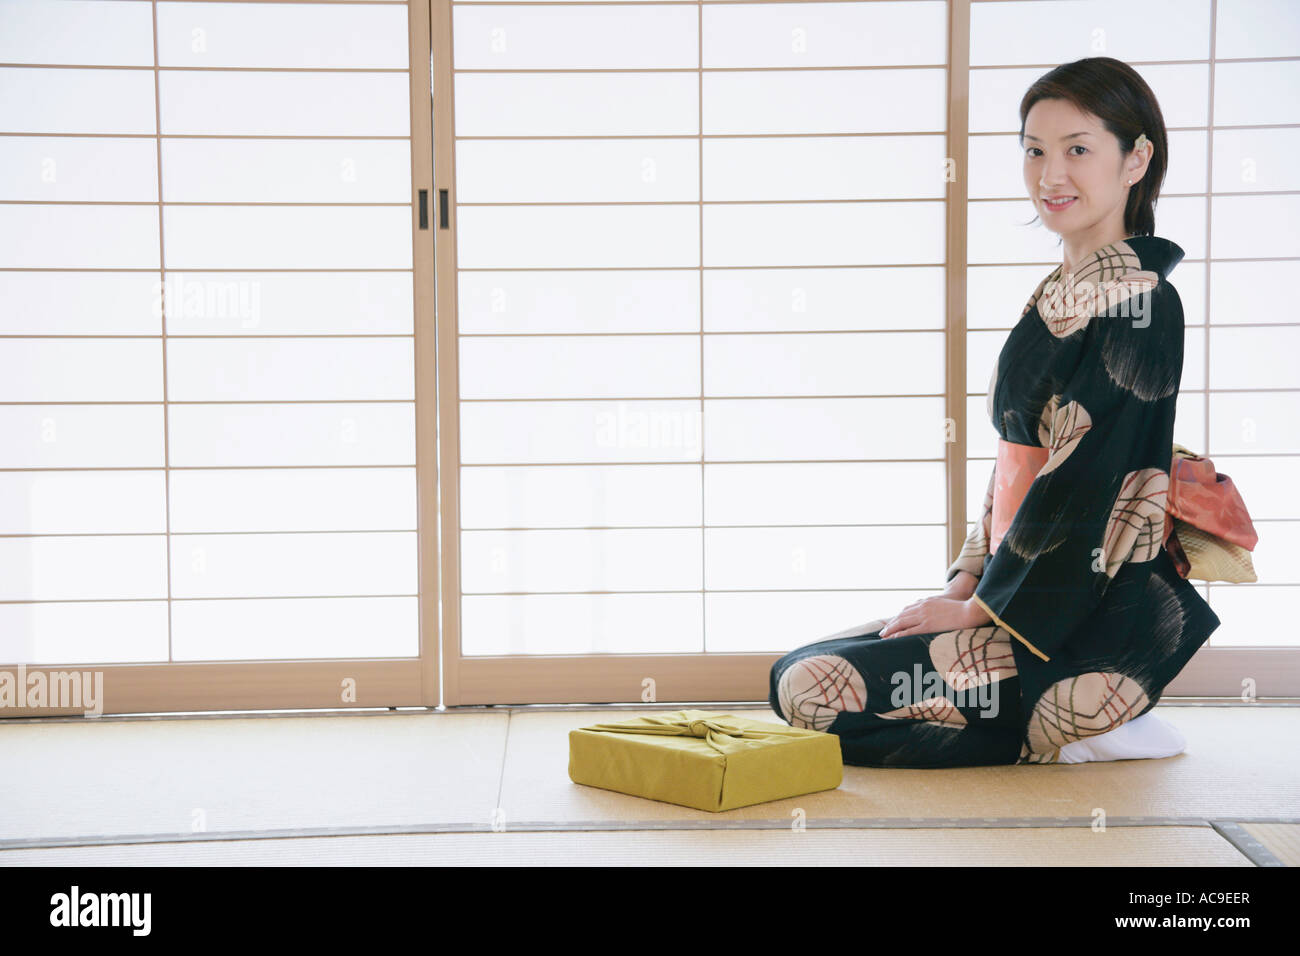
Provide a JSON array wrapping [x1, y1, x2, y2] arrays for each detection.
[[1025, 146, 1087, 157]]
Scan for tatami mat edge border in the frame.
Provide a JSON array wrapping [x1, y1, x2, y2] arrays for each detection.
[[1210, 822, 1287, 867], [3, 816, 1299, 853]]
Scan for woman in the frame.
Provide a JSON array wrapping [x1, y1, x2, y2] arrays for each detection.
[[768, 57, 1222, 767]]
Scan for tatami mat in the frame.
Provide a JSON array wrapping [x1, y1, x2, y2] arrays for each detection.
[[0, 826, 1252, 867], [1, 704, 1295, 849], [0, 711, 509, 842], [503, 705, 1300, 823]]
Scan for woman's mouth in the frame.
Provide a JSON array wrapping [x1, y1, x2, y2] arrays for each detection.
[[1043, 196, 1077, 212]]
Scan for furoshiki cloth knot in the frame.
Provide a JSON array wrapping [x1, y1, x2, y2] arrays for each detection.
[[579, 709, 784, 755]]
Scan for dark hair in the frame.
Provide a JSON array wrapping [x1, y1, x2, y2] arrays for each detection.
[[1018, 56, 1168, 239]]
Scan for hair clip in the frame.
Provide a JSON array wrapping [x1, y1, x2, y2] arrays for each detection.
[[1134, 132, 1150, 152]]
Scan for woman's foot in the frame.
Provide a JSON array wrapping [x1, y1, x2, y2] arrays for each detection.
[[1057, 711, 1187, 763]]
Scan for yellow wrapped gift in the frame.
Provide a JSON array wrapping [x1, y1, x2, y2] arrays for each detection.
[[568, 709, 843, 812]]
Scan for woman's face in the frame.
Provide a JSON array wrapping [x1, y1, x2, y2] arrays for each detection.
[[1021, 98, 1144, 242]]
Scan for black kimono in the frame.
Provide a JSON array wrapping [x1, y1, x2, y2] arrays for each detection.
[[769, 235, 1222, 766]]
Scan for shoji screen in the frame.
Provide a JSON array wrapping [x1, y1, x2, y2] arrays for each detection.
[[966, 0, 1300, 695], [438, 0, 955, 703], [0, 0, 433, 714]]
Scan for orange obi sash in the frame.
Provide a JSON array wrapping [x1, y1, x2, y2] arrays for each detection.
[[988, 438, 1259, 571], [990, 438, 1048, 555]]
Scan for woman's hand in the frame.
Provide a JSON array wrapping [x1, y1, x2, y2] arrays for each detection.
[[879, 593, 993, 639]]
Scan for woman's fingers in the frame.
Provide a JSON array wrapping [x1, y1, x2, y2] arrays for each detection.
[[881, 611, 912, 638]]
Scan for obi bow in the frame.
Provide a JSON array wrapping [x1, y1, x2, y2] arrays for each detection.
[[580, 710, 783, 755]]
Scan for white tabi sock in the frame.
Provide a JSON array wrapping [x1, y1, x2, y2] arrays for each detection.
[[1057, 711, 1188, 764]]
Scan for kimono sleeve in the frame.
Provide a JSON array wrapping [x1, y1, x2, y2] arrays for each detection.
[[972, 280, 1184, 663], [946, 460, 995, 583]]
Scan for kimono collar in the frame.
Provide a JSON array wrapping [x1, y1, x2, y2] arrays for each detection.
[[1115, 235, 1186, 280], [1030, 234, 1185, 338]]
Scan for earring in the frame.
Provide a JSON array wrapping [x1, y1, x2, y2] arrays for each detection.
[[1127, 179, 1133, 185]]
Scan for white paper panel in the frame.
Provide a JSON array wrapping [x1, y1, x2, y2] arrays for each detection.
[[703, 1, 946, 68], [704, 201, 945, 266], [165, 337, 414, 401], [1211, 195, 1300, 260], [169, 532, 417, 598], [1213, 60, 1300, 127], [159, 71, 410, 136], [1209, 456, 1300, 520], [167, 403, 415, 467], [970, 0, 1209, 65], [0, 406, 166, 469], [1174, 392, 1206, 455], [460, 529, 703, 593], [0, 535, 168, 601], [452, 4, 698, 70], [1182, 324, 1207, 392], [1207, 327, 1300, 391], [1170, 263, 1206, 326], [1209, 393, 1300, 455], [1210, 262, 1300, 326], [157, 2, 409, 68], [162, 206, 413, 270], [0, 67, 156, 133], [1243, 522, 1300, 583], [164, 272, 413, 336], [0, 0, 154, 65], [0, 272, 162, 335], [169, 468, 416, 533], [966, 394, 999, 458], [454, 72, 699, 137], [458, 270, 699, 335], [171, 597, 418, 661], [0, 601, 169, 666], [162, 139, 411, 203], [1212, 128, 1300, 193], [0, 205, 159, 268], [704, 461, 945, 526], [459, 335, 700, 400], [461, 593, 703, 656], [457, 205, 698, 270], [704, 525, 946, 590], [966, 328, 1004, 401], [705, 331, 944, 397], [1203, 585, 1300, 646], [460, 400, 702, 465], [1216, 0, 1300, 59], [460, 464, 702, 529], [0, 339, 162, 402], [456, 138, 698, 204], [704, 68, 947, 135], [0, 2, 420, 666], [705, 135, 947, 201], [704, 397, 945, 462], [705, 589, 934, 654], [1153, 197, 1208, 261], [0, 471, 166, 534], [965, 457, 995, 520], [966, 264, 1054, 329], [705, 267, 944, 332], [0, 136, 158, 201]]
